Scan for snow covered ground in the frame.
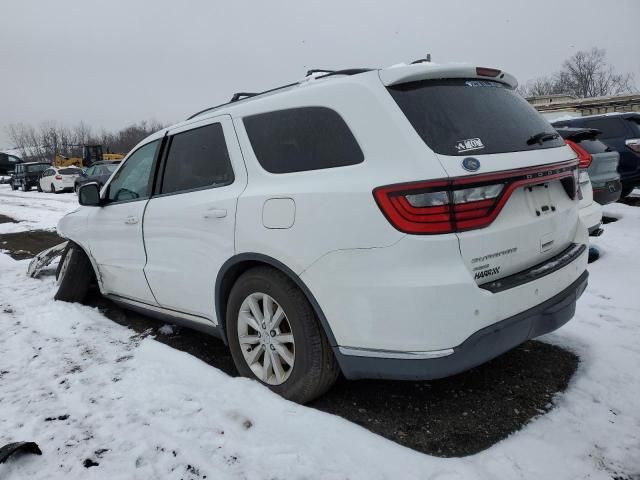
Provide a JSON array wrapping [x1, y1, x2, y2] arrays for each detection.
[[1, 183, 639, 479]]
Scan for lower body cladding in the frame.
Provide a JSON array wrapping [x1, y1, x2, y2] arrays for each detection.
[[300, 232, 589, 381]]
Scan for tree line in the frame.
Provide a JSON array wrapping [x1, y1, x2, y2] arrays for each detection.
[[6, 120, 165, 162], [518, 47, 636, 98]]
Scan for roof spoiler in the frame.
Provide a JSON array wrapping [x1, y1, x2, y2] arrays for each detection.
[[379, 64, 518, 89]]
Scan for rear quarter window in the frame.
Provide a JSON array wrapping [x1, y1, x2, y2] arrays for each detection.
[[388, 78, 565, 156], [243, 107, 364, 173]]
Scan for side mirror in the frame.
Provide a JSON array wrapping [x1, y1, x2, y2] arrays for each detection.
[[78, 182, 101, 207]]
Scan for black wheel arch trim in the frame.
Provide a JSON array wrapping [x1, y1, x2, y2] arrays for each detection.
[[215, 253, 338, 347]]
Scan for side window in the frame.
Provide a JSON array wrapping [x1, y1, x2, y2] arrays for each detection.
[[243, 107, 364, 174], [106, 141, 159, 203], [160, 123, 234, 195], [85, 167, 95, 176]]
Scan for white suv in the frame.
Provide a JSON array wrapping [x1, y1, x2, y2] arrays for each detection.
[[56, 63, 589, 403]]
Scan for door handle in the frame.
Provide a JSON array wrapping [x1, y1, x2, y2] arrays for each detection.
[[203, 208, 227, 219], [124, 216, 139, 225]]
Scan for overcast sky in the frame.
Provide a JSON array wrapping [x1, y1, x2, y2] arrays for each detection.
[[1, 0, 639, 150]]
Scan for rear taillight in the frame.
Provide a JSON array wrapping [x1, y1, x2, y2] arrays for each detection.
[[565, 140, 592, 169], [55, 175, 62, 180], [626, 138, 640, 154], [374, 160, 578, 235]]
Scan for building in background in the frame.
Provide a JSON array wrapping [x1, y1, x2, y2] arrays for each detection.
[[527, 93, 640, 121]]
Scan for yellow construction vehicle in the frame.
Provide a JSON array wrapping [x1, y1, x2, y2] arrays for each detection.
[[53, 145, 124, 168]]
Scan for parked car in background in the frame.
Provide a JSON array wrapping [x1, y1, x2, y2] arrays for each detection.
[[55, 63, 588, 403], [0, 152, 23, 182], [556, 127, 622, 207], [10, 162, 49, 191], [553, 113, 640, 197], [74, 161, 119, 194], [38, 166, 83, 193]]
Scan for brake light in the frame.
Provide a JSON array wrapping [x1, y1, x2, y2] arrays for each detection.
[[626, 138, 640, 154], [55, 175, 62, 180], [565, 139, 592, 169], [476, 67, 501, 77], [373, 160, 578, 235]]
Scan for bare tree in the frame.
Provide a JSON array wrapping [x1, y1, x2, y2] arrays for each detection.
[[520, 48, 636, 98], [6, 119, 166, 161]]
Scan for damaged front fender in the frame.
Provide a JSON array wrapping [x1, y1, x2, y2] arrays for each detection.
[[27, 241, 69, 278]]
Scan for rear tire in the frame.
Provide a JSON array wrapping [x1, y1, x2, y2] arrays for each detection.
[[21, 182, 30, 192], [54, 243, 94, 303], [10, 182, 16, 191], [226, 266, 339, 404], [620, 186, 635, 198], [50, 183, 56, 194], [37, 183, 43, 192]]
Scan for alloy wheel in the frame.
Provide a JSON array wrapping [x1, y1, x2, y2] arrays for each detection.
[[237, 292, 295, 385]]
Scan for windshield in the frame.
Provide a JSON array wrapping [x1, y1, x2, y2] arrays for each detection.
[[387, 78, 565, 156], [26, 164, 49, 173]]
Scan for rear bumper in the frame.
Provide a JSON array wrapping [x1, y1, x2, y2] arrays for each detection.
[[336, 270, 588, 380]]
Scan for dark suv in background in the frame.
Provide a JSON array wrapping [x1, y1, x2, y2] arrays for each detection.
[[10, 162, 50, 191], [553, 113, 640, 197]]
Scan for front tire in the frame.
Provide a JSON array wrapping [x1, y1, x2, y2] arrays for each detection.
[[37, 183, 43, 192], [54, 243, 94, 302], [227, 267, 339, 403], [21, 182, 30, 192]]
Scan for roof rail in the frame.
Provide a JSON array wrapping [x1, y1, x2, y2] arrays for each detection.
[[306, 69, 335, 76], [186, 68, 373, 120], [230, 92, 258, 102]]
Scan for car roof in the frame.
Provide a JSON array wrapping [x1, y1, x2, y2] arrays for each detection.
[[128, 62, 518, 155], [555, 112, 640, 122]]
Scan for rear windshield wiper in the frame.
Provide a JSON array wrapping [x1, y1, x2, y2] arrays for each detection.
[[526, 131, 559, 145]]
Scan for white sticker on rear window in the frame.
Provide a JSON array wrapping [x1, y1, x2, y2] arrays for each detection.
[[465, 80, 502, 88], [455, 138, 485, 153]]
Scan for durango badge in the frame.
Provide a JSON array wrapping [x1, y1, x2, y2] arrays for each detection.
[[461, 157, 481, 172]]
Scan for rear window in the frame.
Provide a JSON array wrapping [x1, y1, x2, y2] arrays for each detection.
[[388, 79, 565, 156], [26, 164, 48, 172], [243, 107, 364, 173], [581, 118, 630, 138], [59, 168, 82, 174]]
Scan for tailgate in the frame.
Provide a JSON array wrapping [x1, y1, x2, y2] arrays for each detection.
[[436, 148, 580, 285]]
